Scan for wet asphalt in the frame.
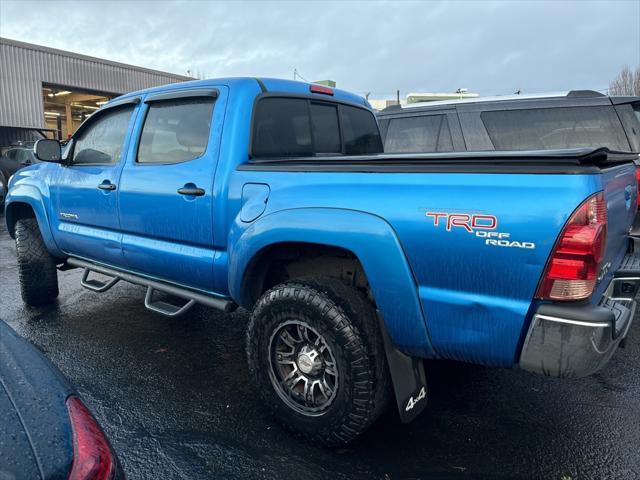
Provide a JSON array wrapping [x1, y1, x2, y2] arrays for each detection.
[[0, 216, 639, 480]]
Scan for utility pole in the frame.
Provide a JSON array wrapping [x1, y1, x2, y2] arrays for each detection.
[[396, 89, 400, 105]]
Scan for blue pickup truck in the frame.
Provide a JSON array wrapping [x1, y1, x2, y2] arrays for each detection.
[[5, 77, 640, 445]]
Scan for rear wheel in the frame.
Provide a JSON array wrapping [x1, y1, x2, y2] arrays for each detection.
[[246, 278, 390, 446], [15, 218, 59, 306]]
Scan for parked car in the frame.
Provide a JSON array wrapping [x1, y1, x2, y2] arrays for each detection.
[[0, 145, 39, 182], [0, 170, 6, 207], [0, 320, 124, 480], [378, 90, 640, 236], [5, 78, 640, 446], [377, 90, 640, 154]]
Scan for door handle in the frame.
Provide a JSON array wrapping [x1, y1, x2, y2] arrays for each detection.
[[177, 186, 205, 196], [98, 181, 116, 191]]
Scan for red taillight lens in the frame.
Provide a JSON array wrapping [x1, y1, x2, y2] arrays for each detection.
[[536, 192, 607, 301], [66, 396, 115, 480], [309, 84, 334, 96], [635, 166, 640, 207]]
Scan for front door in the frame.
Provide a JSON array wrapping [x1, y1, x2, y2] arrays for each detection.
[[117, 88, 222, 292], [51, 101, 138, 266]]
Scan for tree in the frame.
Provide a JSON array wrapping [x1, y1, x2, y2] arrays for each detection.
[[609, 66, 640, 96]]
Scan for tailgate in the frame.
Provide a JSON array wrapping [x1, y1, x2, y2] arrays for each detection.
[[591, 162, 638, 301]]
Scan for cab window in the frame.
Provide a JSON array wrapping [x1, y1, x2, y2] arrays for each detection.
[[73, 106, 135, 164], [137, 98, 215, 164]]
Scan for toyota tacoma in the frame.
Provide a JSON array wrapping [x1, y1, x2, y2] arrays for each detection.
[[5, 77, 640, 445]]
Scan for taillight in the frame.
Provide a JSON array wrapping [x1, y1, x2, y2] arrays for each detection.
[[536, 192, 607, 301], [309, 84, 334, 96], [66, 396, 115, 480], [636, 166, 640, 209]]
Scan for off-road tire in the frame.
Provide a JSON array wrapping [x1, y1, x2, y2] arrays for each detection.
[[292, 276, 392, 420], [15, 218, 59, 306], [246, 278, 390, 446]]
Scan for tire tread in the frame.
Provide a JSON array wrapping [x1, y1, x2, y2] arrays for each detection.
[[15, 218, 59, 306]]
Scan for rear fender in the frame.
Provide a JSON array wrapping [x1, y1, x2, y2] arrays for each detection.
[[5, 184, 63, 257], [229, 207, 434, 355]]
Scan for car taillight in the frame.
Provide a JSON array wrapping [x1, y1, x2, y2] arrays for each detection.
[[536, 192, 607, 301], [635, 166, 640, 207], [66, 396, 115, 480]]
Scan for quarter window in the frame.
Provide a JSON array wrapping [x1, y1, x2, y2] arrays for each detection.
[[73, 106, 134, 165], [138, 98, 215, 164], [481, 106, 631, 151]]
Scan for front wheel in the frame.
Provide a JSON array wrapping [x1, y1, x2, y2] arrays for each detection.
[[15, 218, 59, 306], [246, 279, 388, 446]]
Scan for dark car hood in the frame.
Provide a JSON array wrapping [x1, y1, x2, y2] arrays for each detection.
[[0, 321, 74, 480]]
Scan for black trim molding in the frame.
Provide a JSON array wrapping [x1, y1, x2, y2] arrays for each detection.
[[145, 88, 219, 103]]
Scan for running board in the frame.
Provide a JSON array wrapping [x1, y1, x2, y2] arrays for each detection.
[[81, 268, 120, 292], [68, 257, 237, 315]]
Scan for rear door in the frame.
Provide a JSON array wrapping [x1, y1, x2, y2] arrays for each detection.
[[51, 99, 138, 265], [117, 87, 224, 292]]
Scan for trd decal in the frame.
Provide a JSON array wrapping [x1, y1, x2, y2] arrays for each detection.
[[425, 212, 497, 233], [425, 211, 535, 249]]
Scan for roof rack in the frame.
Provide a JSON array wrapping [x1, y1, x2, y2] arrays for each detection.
[[566, 90, 606, 98]]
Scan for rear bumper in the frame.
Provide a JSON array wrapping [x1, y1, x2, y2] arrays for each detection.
[[519, 254, 640, 378]]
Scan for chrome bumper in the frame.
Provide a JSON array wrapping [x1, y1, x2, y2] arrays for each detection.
[[519, 260, 640, 378]]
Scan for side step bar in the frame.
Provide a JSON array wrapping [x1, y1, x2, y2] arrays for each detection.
[[67, 257, 237, 316]]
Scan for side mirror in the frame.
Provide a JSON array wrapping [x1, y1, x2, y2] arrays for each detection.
[[34, 139, 62, 163]]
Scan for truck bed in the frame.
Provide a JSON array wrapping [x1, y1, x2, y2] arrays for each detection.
[[234, 147, 638, 366]]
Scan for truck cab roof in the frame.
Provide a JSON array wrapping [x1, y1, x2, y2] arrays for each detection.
[[110, 77, 368, 108]]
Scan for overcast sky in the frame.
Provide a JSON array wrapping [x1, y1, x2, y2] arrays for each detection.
[[0, 0, 638, 98]]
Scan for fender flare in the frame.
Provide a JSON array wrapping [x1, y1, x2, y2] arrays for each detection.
[[228, 207, 434, 354], [5, 184, 64, 258]]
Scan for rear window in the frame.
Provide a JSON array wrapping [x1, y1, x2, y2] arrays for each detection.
[[341, 105, 383, 154], [310, 103, 341, 154], [252, 97, 382, 158], [481, 106, 631, 151], [383, 115, 453, 153]]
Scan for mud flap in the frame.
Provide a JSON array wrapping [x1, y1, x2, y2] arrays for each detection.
[[378, 313, 428, 423]]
